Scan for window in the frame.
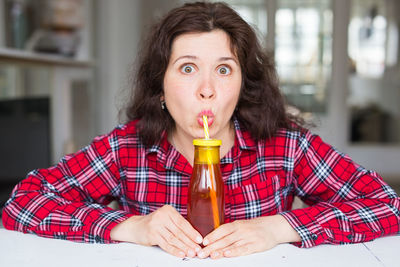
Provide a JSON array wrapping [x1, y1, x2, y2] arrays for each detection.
[[348, 0, 387, 78], [349, 0, 400, 143], [275, 0, 332, 113], [214, 0, 333, 115]]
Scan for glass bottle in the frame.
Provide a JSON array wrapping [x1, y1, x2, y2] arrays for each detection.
[[187, 139, 225, 237]]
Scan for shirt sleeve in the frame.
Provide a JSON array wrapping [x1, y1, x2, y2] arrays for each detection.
[[1, 130, 133, 243], [280, 130, 400, 248]]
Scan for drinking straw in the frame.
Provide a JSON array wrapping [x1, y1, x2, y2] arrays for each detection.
[[202, 115, 210, 139], [202, 115, 220, 229]]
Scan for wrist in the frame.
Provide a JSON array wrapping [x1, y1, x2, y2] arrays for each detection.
[[271, 215, 301, 244], [110, 215, 143, 243]]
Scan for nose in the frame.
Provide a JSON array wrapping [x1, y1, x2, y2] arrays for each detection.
[[199, 89, 214, 99], [197, 75, 215, 100]]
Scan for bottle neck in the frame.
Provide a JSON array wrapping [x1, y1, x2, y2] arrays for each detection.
[[194, 146, 220, 164]]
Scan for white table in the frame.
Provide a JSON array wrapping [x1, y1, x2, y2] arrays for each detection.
[[0, 229, 399, 267]]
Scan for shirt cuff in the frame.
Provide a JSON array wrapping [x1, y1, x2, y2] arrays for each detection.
[[84, 207, 133, 243], [280, 206, 327, 248]]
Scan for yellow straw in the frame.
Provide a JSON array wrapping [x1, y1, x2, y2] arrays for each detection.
[[202, 115, 210, 139], [202, 115, 220, 229]]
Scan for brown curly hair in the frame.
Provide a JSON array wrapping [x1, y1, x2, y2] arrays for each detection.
[[125, 1, 297, 146]]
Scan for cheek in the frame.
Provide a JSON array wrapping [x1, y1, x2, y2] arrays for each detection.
[[165, 88, 192, 107], [224, 82, 241, 104], [164, 86, 195, 118], [165, 81, 196, 106], [164, 72, 190, 95], [163, 72, 175, 96]]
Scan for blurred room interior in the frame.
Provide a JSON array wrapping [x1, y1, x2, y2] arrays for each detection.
[[0, 0, 400, 208]]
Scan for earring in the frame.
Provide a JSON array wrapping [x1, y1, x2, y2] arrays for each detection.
[[161, 100, 166, 110]]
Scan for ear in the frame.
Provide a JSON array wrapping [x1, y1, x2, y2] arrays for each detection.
[[160, 95, 165, 102]]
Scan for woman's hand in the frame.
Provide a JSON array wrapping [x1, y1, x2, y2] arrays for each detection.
[[110, 205, 203, 258], [197, 215, 301, 259]]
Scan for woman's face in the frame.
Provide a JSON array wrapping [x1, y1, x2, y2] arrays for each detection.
[[163, 30, 242, 141]]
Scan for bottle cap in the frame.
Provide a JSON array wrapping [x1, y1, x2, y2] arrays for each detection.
[[193, 139, 222, 146]]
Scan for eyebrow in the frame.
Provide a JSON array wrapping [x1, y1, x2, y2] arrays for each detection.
[[173, 55, 238, 65], [173, 55, 197, 64]]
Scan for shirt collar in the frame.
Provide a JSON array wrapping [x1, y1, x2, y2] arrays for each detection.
[[146, 130, 192, 175], [219, 117, 256, 164], [232, 117, 257, 151]]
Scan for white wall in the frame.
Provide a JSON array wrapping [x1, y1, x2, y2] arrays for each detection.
[[94, 0, 142, 135], [94, 0, 182, 135]]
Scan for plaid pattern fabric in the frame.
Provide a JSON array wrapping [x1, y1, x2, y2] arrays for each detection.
[[2, 118, 400, 247]]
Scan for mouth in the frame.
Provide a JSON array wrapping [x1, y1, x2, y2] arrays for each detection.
[[197, 110, 214, 127]]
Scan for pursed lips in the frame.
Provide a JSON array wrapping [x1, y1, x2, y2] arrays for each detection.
[[197, 110, 214, 127]]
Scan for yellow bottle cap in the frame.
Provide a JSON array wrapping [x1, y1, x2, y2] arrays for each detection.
[[193, 139, 222, 146]]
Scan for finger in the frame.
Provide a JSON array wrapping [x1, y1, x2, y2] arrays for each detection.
[[202, 222, 236, 246], [222, 241, 255, 258], [209, 249, 225, 260], [159, 227, 192, 257], [168, 210, 203, 245], [198, 230, 241, 259], [158, 241, 185, 258], [165, 220, 200, 257], [157, 236, 186, 258]]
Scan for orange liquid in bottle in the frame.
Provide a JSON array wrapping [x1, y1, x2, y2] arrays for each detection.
[[187, 140, 225, 237]]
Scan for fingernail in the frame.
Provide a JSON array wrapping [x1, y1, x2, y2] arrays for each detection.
[[196, 236, 203, 243], [195, 246, 201, 252], [188, 250, 195, 258], [203, 239, 209, 246], [198, 251, 205, 258], [224, 250, 231, 256], [212, 251, 219, 258], [179, 251, 185, 258]]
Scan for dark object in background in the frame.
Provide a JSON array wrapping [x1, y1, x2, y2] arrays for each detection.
[[0, 97, 50, 183], [350, 104, 390, 143]]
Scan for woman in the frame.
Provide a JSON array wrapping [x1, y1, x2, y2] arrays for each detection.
[[2, 2, 400, 259]]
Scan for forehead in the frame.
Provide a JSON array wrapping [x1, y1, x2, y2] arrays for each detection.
[[170, 30, 237, 58]]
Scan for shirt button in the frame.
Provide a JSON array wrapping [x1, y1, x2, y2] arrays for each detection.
[[347, 234, 353, 240], [95, 235, 101, 243], [311, 234, 318, 240]]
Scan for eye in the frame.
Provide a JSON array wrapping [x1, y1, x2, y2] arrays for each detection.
[[181, 64, 195, 74], [217, 65, 231, 75]]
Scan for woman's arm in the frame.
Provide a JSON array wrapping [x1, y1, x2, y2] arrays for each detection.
[[196, 129, 399, 259], [2, 130, 132, 243], [281, 130, 400, 248]]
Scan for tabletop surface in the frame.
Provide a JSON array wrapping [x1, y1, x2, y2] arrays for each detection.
[[0, 229, 399, 267]]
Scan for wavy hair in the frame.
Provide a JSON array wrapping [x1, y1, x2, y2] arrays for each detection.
[[125, 1, 298, 146]]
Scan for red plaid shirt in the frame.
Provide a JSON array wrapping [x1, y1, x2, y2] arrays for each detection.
[[2, 119, 400, 247]]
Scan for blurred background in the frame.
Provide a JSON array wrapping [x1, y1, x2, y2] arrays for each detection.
[[0, 0, 399, 207]]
